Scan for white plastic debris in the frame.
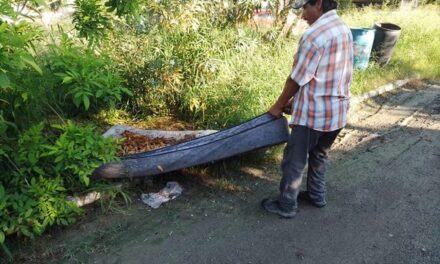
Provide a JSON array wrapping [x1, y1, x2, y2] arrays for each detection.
[[141, 181, 183, 209], [66, 191, 101, 207], [102, 124, 216, 139]]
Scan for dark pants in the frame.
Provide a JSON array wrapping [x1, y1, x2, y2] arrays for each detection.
[[278, 125, 341, 210]]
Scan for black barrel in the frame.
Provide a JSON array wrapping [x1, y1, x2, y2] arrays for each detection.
[[372, 22, 401, 66]]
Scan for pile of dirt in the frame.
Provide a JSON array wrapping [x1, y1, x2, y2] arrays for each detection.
[[118, 131, 195, 156]]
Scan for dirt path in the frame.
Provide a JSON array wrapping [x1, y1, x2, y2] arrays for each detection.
[[14, 82, 440, 264]]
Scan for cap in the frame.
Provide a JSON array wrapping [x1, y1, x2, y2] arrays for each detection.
[[292, 0, 310, 9]]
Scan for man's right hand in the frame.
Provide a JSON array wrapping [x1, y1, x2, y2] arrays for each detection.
[[269, 76, 299, 118], [282, 98, 293, 115], [282, 106, 292, 115]]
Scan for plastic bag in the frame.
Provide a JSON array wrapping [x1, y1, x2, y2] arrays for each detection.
[[141, 181, 183, 209]]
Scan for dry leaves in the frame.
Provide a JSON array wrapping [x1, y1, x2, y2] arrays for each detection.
[[118, 131, 195, 156]]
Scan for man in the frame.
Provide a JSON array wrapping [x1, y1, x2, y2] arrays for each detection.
[[262, 0, 353, 218]]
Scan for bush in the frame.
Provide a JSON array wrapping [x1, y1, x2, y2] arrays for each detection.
[[0, 20, 45, 129], [0, 121, 119, 257], [101, 24, 293, 128], [72, 0, 111, 44], [47, 121, 118, 187], [0, 177, 80, 239], [44, 33, 132, 114]]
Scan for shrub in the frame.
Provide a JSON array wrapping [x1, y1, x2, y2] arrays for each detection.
[[0, 20, 44, 128], [44, 33, 132, 114], [46, 121, 118, 187], [0, 177, 80, 260], [72, 0, 111, 44], [101, 25, 290, 128], [0, 121, 119, 257]]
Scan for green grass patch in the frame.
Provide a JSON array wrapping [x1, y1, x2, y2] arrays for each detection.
[[343, 5, 440, 94], [99, 5, 440, 128]]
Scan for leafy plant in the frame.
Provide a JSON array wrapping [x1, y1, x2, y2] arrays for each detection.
[[13, 122, 49, 179], [73, 0, 111, 44], [46, 34, 132, 113], [46, 121, 118, 187], [0, 14, 47, 130], [105, 0, 141, 20], [0, 177, 80, 258], [1, 120, 119, 257], [27, 176, 80, 228], [0, 21, 42, 90]]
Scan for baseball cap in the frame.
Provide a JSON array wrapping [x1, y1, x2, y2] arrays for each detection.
[[292, 0, 311, 9]]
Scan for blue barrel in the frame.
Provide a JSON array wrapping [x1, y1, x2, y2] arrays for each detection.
[[351, 27, 376, 70]]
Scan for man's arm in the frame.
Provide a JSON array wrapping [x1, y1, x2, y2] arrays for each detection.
[[269, 76, 300, 118]]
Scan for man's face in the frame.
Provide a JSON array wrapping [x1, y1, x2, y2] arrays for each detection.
[[301, 0, 323, 25]]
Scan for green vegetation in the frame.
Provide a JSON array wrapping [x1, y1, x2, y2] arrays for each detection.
[[0, 121, 117, 259], [99, 3, 440, 128], [1, 0, 440, 260], [343, 4, 440, 94]]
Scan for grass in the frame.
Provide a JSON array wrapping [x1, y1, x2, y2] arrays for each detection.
[[185, 28, 295, 128], [342, 4, 440, 94], [96, 5, 440, 129], [204, 5, 440, 127]]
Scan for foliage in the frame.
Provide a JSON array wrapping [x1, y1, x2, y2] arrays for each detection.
[[44, 33, 132, 113], [13, 123, 49, 181], [1, 0, 440, 259], [72, 0, 111, 44], [0, 21, 42, 93], [141, 0, 260, 29], [0, 112, 16, 161], [101, 22, 290, 127], [343, 4, 440, 94], [0, 121, 118, 257], [0, 177, 80, 260], [337, 0, 354, 10], [0, 1, 14, 18], [0, 17, 48, 131], [105, 0, 141, 20], [0, 24, 129, 129], [46, 121, 118, 187]]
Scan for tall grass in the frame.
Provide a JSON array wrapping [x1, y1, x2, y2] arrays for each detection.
[[99, 4, 440, 129], [101, 26, 296, 128], [342, 5, 440, 94], [181, 29, 295, 127]]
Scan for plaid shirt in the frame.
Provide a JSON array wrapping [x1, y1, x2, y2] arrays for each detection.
[[290, 10, 353, 132]]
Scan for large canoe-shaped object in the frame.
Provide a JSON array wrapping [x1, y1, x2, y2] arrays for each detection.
[[92, 113, 289, 179]]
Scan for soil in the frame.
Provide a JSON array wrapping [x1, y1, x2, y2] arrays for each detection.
[[117, 131, 195, 156], [8, 81, 440, 264]]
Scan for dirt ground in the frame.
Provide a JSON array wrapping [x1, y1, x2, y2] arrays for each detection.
[[10, 81, 440, 264]]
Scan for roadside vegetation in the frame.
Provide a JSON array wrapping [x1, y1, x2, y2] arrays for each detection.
[[1, 0, 439, 260]]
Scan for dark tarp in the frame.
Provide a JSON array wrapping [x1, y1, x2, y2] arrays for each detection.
[[92, 113, 289, 179]]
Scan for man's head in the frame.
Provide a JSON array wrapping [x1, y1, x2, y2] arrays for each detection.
[[293, 0, 338, 25]]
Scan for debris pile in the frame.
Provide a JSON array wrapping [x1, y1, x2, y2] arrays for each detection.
[[118, 130, 195, 156]]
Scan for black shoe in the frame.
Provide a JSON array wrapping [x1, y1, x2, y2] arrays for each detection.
[[261, 198, 297, 218], [297, 191, 326, 208]]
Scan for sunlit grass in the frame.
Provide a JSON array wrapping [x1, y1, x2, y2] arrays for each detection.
[[342, 5, 440, 94], [96, 5, 440, 129], [185, 5, 440, 127]]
